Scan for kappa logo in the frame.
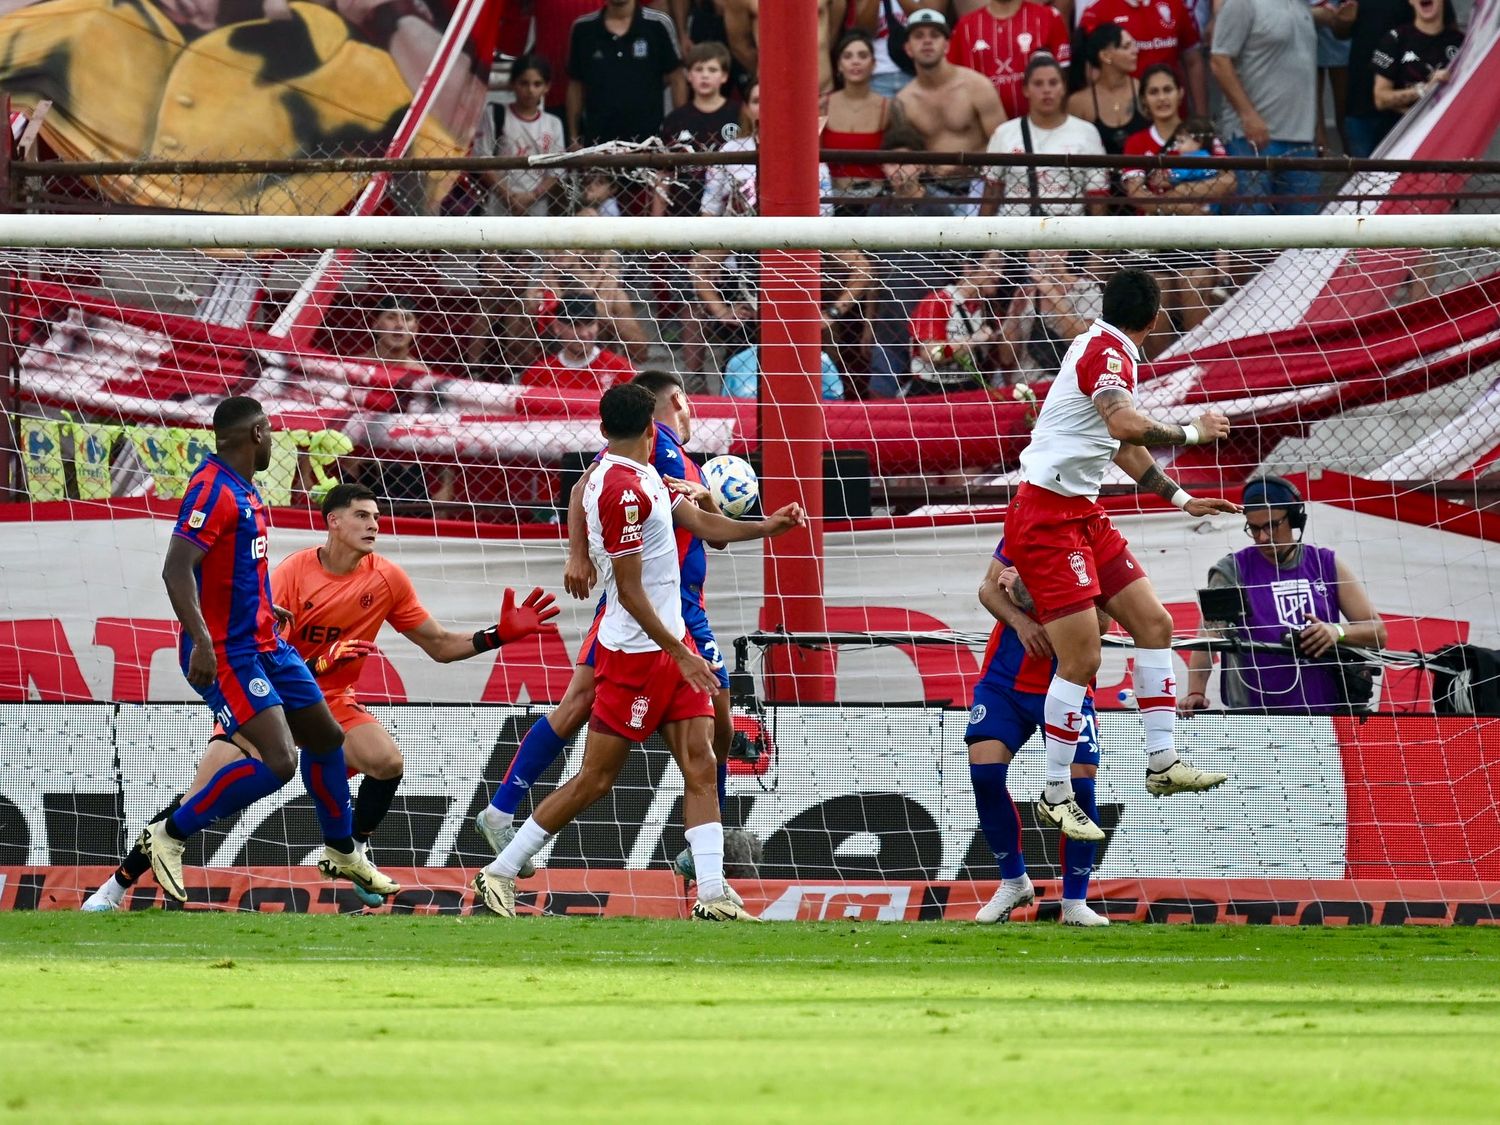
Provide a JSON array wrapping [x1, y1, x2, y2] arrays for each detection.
[[969, 703, 987, 726], [621, 489, 639, 504], [628, 695, 650, 729], [247, 677, 271, 699], [1068, 551, 1090, 587]]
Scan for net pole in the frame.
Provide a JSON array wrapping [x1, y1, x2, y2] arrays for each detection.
[[757, 0, 834, 703]]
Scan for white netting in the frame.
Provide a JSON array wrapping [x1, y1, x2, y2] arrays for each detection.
[[2, 216, 1498, 919]]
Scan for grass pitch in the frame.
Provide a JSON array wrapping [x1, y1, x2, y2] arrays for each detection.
[[3, 914, 1499, 1123]]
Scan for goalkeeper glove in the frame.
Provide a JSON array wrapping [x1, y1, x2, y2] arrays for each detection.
[[473, 587, 561, 652], [312, 637, 379, 677]]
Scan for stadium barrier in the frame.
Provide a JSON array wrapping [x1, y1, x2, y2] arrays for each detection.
[[3, 702, 1497, 923]]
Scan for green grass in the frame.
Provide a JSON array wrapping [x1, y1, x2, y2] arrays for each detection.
[[3, 915, 1500, 1123]]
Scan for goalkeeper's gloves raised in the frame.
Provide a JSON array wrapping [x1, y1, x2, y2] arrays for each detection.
[[472, 587, 561, 652], [312, 638, 379, 677]]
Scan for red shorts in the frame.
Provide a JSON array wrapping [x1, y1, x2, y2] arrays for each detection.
[[1004, 482, 1145, 623], [591, 645, 713, 741]]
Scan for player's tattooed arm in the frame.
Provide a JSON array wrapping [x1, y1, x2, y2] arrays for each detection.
[[1095, 389, 1185, 447], [1135, 462, 1184, 504]]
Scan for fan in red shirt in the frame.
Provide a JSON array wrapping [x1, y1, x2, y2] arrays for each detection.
[[947, 0, 1071, 120], [521, 290, 637, 392], [1080, 0, 1207, 111]]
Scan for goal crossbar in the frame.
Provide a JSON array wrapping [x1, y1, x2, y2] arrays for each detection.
[[2, 214, 1497, 252]]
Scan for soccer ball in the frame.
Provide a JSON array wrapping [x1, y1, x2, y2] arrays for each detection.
[[701, 455, 759, 518]]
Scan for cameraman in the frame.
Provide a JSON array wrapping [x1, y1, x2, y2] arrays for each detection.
[[1182, 476, 1387, 713]]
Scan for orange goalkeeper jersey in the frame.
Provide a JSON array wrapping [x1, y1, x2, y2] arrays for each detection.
[[272, 548, 431, 696]]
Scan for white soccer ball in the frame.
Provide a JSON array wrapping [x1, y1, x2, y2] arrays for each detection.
[[701, 455, 759, 518]]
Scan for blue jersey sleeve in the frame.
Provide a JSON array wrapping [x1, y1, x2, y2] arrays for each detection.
[[172, 473, 234, 553]]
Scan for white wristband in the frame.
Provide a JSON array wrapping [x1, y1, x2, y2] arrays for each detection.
[[1169, 488, 1193, 511], [1182, 423, 1202, 445]]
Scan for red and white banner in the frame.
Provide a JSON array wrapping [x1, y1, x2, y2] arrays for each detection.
[[0, 499, 1493, 708]]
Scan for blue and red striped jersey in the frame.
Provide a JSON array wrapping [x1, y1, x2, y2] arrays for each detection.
[[171, 455, 275, 658], [978, 537, 1056, 696]]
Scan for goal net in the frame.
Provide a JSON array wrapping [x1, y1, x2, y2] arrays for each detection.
[[2, 214, 1498, 923]]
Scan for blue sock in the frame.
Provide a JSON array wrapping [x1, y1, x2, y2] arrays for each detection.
[[970, 762, 1026, 880], [1062, 776, 1099, 901], [490, 717, 568, 816], [716, 756, 728, 814], [169, 758, 285, 838], [300, 747, 354, 849]]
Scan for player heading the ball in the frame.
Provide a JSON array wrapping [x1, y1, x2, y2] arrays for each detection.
[[1006, 268, 1240, 841], [471, 383, 806, 921]]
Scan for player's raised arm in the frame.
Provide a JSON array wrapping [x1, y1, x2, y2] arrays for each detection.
[[1095, 389, 1232, 449], [402, 587, 561, 663], [162, 537, 215, 686], [978, 557, 1053, 660], [671, 496, 806, 543], [1113, 444, 1241, 518], [565, 469, 598, 600]]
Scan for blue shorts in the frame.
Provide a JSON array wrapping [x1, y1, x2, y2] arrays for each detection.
[[964, 682, 1100, 767], [184, 638, 324, 737], [579, 596, 730, 692]]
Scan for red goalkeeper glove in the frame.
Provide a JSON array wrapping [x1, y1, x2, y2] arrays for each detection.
[[312, 638, 379, 677], [472, 587, 560, 652]]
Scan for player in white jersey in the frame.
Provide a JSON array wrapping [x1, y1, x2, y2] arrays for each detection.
[[472, 383, 805, 921], [1006, 268, 1241, 840]]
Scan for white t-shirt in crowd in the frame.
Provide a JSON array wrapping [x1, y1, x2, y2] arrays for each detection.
[[985, 115, 1108, 217]]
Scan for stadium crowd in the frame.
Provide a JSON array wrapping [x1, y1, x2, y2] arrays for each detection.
[[451, 0, 1470, 396]]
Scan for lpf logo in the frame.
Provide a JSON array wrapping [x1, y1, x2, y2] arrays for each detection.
[[628, 695, 650, 729], [1068, 551, 1090, 587], [1271, 578, 1315, 627]]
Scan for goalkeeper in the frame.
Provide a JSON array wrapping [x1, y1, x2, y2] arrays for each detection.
[[84, 483, 558, 911]]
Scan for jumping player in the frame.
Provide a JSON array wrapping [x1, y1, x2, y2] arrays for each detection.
[[470, 383, 804, 920], [136, 396, 385, 904], [85, 483, 559, 910], [1005, 268, 1239, 841], [473, 371, 740, 885], [967, 545, 1110, 927]]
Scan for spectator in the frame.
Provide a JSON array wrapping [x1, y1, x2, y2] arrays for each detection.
[[654, 40, 740, 217], [520, 291, 636, 392], [1122, 65, 1236, 352], [1182, 476, 1388, 713], [686, 249, 758, 378], [478, 54, 564, 217], [947, 0, 1071, 121], [567, 0, 686, 144], [1079, 0, 1207, 113], [907, 250, 1004, 396], [498, 0, 612, 125], [356, 298, 455, 510], [700, 82, 834, 217], [722, 0, 842, 94], [824, 29, 893, 198], [535, 242, 651, 365], [1310, 1, 1353, 154], [1341, 0, 1430, 157], [721, 347, 848, 400], [981, 53, 1108, 218], [845, 0, 941, 97], [1370, 0, 1463, 129], [994, 249, 1100, 378], [1066, 24, 1148, 161], [893, 10, 1006, 213], [865, 123, 961, 398], [579, 171, 624, 217], [674, 0, 754, 93], [1210, 0, 1321, 215]]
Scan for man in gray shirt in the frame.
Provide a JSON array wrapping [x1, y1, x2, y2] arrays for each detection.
[[1211, 0, 1322, 215]]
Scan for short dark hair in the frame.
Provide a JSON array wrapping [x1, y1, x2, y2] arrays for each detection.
[[1101, 268, 1161, 332], [599, 383, 658, 440], [1084, 23, 1126, 68], [632, 369, 684, 398], [510, 52, 552, 85], [833, 29, 876, 89], [1024, 51, 1065, 84], [683, 40, 731, 72], [212, 396, 264, 435], [321, 482, 379, 519], [556, 290, 600, 323], [881, 120, 925, 151]]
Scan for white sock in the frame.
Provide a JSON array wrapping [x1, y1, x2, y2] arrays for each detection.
[[1042, 677, 1090, 792], [486, 816, 550, 879], [478, 806, 514, 832], [684, 822, 726, 902], [1133, 648, 1179, 769], [97, 874, 127, 905]]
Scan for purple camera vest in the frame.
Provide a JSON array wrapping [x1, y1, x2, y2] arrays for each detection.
[[1232, 543, 1344, 711]]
